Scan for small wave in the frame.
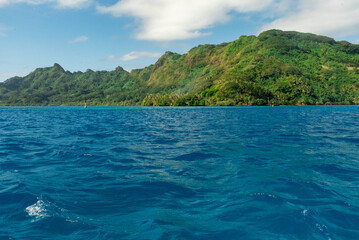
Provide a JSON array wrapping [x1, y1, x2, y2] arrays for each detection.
[[172, 151, 220, 161], [25, 200, 49, 219]]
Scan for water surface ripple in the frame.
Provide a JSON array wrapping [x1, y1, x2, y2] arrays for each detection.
[[0, 106, 359, 239]]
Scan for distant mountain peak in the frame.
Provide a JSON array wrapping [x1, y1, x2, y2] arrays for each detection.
[[52, 63, 65, 72]]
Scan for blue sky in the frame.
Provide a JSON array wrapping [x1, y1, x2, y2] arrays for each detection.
[[1, 0, 359, 81]]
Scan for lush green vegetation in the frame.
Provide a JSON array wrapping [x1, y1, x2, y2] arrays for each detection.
[[1, 30, 359, 106]]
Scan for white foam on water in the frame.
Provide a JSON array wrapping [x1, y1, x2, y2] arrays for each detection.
[[315, 223, 328, 232], [25, 200, 49, 219], [302, 209, 308, 216]]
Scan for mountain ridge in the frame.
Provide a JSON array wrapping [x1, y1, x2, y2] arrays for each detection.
[[1, 29, 359, 106]]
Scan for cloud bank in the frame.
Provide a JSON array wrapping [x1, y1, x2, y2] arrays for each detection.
[[97, 0, 359, 41], [97, 0, 273, 41], [1, 0, 359, 41], [261, 0, 359, 38]]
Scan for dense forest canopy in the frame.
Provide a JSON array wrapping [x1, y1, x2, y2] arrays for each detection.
[[1, 30, 359, 106]]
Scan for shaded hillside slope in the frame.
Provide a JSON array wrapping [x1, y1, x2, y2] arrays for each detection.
[[1, 30, 359, 106]]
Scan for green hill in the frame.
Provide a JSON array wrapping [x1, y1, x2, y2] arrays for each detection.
[[1, 30, 359, 106]]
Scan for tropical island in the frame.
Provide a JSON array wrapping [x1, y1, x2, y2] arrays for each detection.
[[1, 29, 358, 106]]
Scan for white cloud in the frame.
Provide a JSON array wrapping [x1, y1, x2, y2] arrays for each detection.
[[0, 0, 91, 8], [68, 35, 88, 44], [261, 0, 359, 38], [97, 0, 274, 41], [106, 51, 162, 61], [55, 0, 91, 8]]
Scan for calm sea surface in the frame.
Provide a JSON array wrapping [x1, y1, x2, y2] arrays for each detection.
[[0, 106, 359, 239]]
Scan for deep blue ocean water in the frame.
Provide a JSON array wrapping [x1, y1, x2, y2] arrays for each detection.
[[0, 106, 359, 239]]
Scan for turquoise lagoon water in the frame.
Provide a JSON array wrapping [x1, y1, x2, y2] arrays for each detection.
[[0, 106, 359, 239]]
